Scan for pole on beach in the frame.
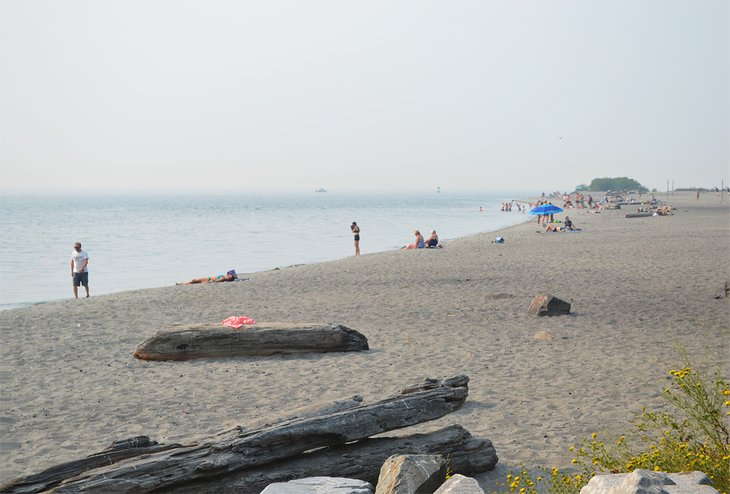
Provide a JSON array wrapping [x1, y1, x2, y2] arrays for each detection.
[[666, 180, 669, 202], [671, 180, 674, 196]]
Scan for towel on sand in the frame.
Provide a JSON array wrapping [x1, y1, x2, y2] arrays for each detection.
[[221, 316, 256, 328]]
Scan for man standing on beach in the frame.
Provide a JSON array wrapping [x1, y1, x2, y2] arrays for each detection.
[[71, 242, 90, 298]]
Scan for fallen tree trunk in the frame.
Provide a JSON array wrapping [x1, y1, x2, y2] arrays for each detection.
[[133, 323, 369, 361], [17, 376, 467, 494], [1, 397, 366, 494], [165, 424, 498, 494]]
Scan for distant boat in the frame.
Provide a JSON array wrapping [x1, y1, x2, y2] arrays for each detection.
[[315, 188, 327, 193], [436, 186, 441, 193]]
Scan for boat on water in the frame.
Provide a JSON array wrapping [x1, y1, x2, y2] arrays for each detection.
[[315, 188, 327, 193]]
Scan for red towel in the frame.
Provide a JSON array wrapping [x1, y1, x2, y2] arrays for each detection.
[[221, 316, 256, 328]]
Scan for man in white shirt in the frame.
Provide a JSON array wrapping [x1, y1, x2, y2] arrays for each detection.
[[71, 242, 90, 298]]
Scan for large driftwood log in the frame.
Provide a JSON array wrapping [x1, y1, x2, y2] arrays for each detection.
[[133, 323, 369, 361], [1, 397, 366, 494], [20, 376, 468, 494], [166, 425, 498, 494]]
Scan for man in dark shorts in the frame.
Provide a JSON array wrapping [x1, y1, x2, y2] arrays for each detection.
[[71, 242, 90, 298]]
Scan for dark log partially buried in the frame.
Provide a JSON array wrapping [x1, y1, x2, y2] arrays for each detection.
[[35, 376, 468, 494], [133, 323, 369, 361], [166, 425, 498, 494]]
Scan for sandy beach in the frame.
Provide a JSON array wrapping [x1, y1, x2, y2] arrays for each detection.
[[0, 191, 728, 491]]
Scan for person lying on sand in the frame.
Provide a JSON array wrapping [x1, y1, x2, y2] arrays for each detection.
[[177, 269, 237, 285]]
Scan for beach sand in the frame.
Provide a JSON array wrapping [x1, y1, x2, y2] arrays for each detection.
[[1, 191, 728, 491]]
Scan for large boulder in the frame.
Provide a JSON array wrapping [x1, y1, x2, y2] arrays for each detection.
[[261, 476, 374, 494], [579, 469, 717, 494], [375, 454, 446, 494], [528, 294, 571, 316], [433, 474, 485, 493]]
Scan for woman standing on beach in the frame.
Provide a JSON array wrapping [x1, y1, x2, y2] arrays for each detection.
[[351, 222, 360, 256]]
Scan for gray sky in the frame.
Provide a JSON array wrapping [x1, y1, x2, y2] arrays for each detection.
[[1, 0, 728, 193]]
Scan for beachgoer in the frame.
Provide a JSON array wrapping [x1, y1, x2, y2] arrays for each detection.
[[70, 242, 90, 298], [425, 230, 439, 248], [564, 216, 575, 230], [351, 222, 360, 256], [177, 269, 237, 285], [403, 230, 424, 250]]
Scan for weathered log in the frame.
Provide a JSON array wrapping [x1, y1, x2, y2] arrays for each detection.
[[41, 376, 468, 493], [0, 437, 183, 494], [133, 323, 369, 361], [164, 425, 498, 493], [2, 398, 366, 494]]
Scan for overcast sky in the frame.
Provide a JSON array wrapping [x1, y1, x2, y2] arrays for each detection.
[[1, 0, 728, 194]]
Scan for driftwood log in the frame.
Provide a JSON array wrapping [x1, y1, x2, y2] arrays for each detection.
[[133, 323, 369, 361], [2, 376, 470, 494], [166, 424, 497, 494]]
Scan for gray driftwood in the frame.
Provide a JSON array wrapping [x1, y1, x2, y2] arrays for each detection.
[[166, 425, 498, 494], [133, 323, 369, 361], [6, 376, 468, 494], [1, 398, 365, 494]]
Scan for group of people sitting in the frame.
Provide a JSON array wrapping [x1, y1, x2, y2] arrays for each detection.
[[402, 229, 440, 250]]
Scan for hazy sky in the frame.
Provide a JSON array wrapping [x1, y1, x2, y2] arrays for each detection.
[[1, 0, 728, 193]]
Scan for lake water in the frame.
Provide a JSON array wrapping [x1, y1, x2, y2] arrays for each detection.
[[0, 191, 531, 310]]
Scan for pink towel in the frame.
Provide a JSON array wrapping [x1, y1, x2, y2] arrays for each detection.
[[221, 316, 256, 328]]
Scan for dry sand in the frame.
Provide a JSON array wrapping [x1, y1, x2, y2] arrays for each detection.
[[1, 191, 728, 491]]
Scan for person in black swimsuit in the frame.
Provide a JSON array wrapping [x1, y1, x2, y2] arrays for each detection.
[[351, 222, 360, 256]]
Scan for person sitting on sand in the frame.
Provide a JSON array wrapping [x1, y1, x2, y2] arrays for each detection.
[[177, 269, 237, 285], [564, 216, 575, 230], [403, 230, 424, 250], [425, 230, 439, 248]]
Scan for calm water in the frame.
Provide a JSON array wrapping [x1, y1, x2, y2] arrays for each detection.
[[0, 191, 530, 309]]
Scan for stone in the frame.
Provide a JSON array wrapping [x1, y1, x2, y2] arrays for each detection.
[[261, 476, 374, 494], [375, 454, 446, 494], [533, 330, 554, 340], [528, 294, 571, 316], [433, 474, 485, 493], [579, 470, 718, 494]]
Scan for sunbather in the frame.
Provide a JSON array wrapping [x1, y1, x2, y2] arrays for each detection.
[[177, 269, 237, 285]]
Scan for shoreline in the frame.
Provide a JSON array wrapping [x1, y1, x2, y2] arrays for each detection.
[[1, 206, 536, 312], [0, 191, 728, 490]]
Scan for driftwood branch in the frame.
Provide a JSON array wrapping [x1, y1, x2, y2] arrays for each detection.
[[5, 376, 468, 494], [133, 323, 369, 361]]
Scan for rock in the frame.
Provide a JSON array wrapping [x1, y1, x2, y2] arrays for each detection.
[[533, 330, 554, 340], [579, 469, 717, 494], [261, 476, 374, 494], [433, 474, 485, 493], [528, 294, 571, 316], [375, 454, 445, 494]]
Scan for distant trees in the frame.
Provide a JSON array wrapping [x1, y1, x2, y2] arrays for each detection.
[[580, 177, 647, 192]]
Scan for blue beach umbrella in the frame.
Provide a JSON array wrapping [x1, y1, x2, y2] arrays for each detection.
[[529, 204, 564, 215]]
